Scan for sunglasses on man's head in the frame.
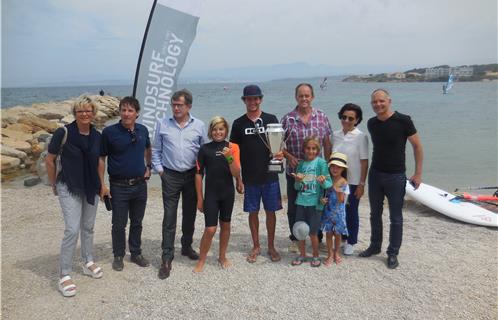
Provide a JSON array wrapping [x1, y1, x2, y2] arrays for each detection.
[[340, 115, 356, 122]]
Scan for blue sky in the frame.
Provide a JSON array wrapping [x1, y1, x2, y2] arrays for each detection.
[[2, 0, 497, 87]]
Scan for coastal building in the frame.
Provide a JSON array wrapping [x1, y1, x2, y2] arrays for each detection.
[[390, 72, 406, 79], [425, 66, 474, 79]]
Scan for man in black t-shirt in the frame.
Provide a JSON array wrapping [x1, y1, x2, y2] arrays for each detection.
[[359, 89, 423, 269], [230, 85, 283, 263]]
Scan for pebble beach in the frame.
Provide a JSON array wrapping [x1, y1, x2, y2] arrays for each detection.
[[1, 183, 497, 319]]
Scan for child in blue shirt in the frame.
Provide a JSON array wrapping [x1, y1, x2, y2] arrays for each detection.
[[291, 137, 332, 267]]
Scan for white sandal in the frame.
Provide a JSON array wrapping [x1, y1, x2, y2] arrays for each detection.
[[58, 275, 76, 297], [82, 261, 103, 279]]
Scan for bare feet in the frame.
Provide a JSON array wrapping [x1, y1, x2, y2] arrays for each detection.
[[193, 261, 205, 273], [218, 258, 232, 269], [323, 256, 334, 266], [267, 248, 281, 262], [246, 247, 261, 263], [334, 253, 342, 264]]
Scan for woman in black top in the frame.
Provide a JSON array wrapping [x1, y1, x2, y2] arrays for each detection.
[[194, 116, 241, 273], [46, 95, 103, 297]]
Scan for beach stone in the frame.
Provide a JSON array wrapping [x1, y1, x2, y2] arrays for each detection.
[[60, 114, 74, 124], [31, 125, 45, 133], [23, 176, 41, 187], [1, 155, 21, 170], [33, 130, 50, 141], [1, 138, 32, 153], [0, 145, 28, 160], [31, 143, 44, 156], [94, 110, 109, 122], [5, 123, 33, 134], [30, 103, 72, 120], [18, 115, 58, 133], [1, 129, 34, 142]]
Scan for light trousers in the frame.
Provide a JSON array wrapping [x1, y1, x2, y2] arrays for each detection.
[[57, 183, 99, 276]]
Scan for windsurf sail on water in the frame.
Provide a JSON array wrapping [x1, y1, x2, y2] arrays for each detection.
[[133, 0, 203, 138], [319, 77, 328, 90], [442, 74, 454, 94]]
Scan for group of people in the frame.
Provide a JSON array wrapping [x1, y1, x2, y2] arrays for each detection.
[[46, 84, 423, 298]]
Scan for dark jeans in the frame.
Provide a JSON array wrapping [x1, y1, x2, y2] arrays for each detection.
[[344, 184, 360, 245], [161, 167, 197, 263], [286, 174, 323, 242], [368, 168, 406, 256], [110, 181, 147, 257]]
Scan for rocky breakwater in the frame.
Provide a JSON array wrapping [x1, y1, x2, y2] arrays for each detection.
[[1, 95, 120, 182]]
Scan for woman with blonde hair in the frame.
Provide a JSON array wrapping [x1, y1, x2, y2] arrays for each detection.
[[46, 95, 103, 297], [194, 116, 241, 272]]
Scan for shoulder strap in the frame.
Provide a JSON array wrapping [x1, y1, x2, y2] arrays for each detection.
[[59, 126, 68, 154]]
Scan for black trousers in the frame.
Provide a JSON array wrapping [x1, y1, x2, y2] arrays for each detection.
[[160, 167, 197, 263]]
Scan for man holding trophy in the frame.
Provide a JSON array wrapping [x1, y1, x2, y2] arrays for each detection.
[[230, 85, 284, 263]]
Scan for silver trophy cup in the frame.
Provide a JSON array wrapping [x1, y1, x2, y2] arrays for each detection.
[[265, 123, 285, 173]]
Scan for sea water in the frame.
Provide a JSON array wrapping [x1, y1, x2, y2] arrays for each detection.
[[2, 78, 497, 192]]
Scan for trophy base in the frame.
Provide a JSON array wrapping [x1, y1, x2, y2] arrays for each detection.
[[268, 162, 284, 173]]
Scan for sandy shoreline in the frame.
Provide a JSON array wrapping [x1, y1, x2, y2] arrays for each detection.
[[1, 183, 497, 319]]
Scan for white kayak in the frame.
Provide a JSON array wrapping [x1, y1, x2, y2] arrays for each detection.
[[405, 181, 498, 227]]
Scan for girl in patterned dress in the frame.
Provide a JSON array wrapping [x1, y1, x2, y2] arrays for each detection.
[[321, 152, 350, 266]]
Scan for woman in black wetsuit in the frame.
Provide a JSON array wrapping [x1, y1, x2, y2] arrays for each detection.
[[194, 116, 241, 272]]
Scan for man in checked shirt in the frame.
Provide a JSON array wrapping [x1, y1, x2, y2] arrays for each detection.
[[281, 83, 332, 253]]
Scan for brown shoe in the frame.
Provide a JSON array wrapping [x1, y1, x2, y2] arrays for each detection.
[[158, 261, 171, 279], [130, 254, 150, 267], [181, 247, 199, 260]]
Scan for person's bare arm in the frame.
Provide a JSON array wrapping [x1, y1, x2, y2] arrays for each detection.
[[354, 159, 369, 199], [98, 156, 110, 199], [45, 153, 57, 195], [144, 147, 152, 179], [408, 133, 423, 189], [323, 135, 332, 161]]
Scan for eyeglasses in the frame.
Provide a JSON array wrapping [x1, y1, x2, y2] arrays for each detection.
[[171, 103, 186, 109], [129, 130, 137, 143], [341, 115, 356, 122], [75, 110, 93, 114]]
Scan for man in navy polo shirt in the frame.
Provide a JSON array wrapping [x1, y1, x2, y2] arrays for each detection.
[[99, 96, 152, 271]]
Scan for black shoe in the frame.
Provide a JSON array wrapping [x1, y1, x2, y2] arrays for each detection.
[[181, 247, 199, 260], [158, 261, 171, 279], [112, 256, 124, 271], [387, 255, 399, 269], [130, 254, 150, 267], [358, 246, 381, 258]]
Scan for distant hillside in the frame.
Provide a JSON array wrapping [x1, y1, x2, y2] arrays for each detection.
[[343, 64, 498, 82], [180, 62, 408, 82]]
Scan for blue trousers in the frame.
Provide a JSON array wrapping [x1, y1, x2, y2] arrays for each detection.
[[368, 168, 406, 256]]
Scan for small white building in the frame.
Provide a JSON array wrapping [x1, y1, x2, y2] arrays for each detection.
[[425, 66, 474, 79]]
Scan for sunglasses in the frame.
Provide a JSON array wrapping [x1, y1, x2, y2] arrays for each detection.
[[340, 115, 356, 122], [129, 130, 137, 143]]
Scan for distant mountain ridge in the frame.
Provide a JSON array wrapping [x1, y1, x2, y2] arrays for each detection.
[[180, 62, 408, 82]]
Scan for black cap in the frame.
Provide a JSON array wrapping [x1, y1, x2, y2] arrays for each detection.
[[241, 85, 263, 99]]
